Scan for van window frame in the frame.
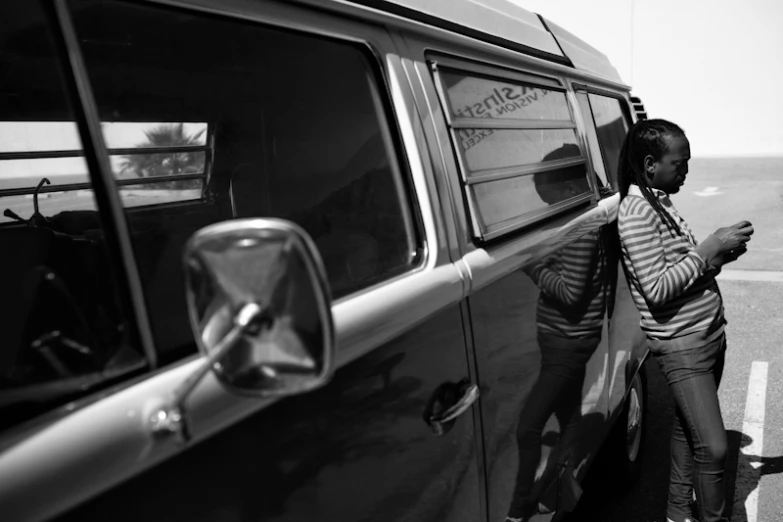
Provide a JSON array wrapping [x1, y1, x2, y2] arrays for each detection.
[[572, 83, 634, 191], [0, 0, 160, 437], [60, 0, 429, 364], [429, 53, 595, 242], [40, 0, 158, 366], [572, 83, 635, 123], [47, 0, 430, 360]]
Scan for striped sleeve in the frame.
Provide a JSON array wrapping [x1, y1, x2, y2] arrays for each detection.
[[618, 197, 707, 308], [529, 231, 599, 306]]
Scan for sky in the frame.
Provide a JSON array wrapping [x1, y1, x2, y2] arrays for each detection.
[[510, 0, 783, 157], [3, 1, 781, 161]]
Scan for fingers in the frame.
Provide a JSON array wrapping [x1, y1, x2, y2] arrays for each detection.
[[730, 247, 747, 259], [733, 221, 754, 236], [712, 222, 755, 253], [724, 245, 749, 263]]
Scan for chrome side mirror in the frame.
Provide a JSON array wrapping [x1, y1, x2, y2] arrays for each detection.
[[150, 218, 335, 442]]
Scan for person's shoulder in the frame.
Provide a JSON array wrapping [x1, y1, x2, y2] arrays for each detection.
[[619, 194, 655, 221]]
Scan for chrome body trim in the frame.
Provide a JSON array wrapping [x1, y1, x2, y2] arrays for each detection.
[[396, 49, 463, 264], [568, 89, 603, 195]]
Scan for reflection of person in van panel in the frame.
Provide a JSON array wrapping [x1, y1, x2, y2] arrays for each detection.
[[617, 119, 753, 522], [506, 146, 608, 522]]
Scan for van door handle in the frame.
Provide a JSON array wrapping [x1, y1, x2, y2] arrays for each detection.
[[423, 378, 480, 436]]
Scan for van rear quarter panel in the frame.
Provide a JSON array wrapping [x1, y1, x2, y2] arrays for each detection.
[[466, 221, 615, 522]]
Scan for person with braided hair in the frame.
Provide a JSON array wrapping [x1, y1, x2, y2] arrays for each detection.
[[616, 119, 753, 522]]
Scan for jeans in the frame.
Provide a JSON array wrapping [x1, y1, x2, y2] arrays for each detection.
[[507, 333, 600, 520], [650, 332, 728, 522]]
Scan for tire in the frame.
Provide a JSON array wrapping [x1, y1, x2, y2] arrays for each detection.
[[607, 361, 648, 487]]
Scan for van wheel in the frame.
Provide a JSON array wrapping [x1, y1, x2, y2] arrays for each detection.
[[608, 363, 647, 487]]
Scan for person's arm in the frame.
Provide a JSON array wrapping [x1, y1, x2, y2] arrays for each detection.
[[619, 203, 711, 308], [527, 231, 600, 306]]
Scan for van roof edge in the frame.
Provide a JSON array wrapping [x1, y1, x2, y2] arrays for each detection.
[[340, 0, 574, 67]]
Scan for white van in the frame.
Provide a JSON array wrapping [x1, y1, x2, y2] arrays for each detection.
[[0, 1, 649, 521]]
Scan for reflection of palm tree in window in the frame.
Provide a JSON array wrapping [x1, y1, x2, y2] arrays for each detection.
[[118, 123, 205, 189]]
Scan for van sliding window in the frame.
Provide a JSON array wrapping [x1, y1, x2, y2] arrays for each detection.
[[431, 59, 593, 241]]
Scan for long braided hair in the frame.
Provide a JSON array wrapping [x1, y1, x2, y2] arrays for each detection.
[[618, 118, 685, 235]]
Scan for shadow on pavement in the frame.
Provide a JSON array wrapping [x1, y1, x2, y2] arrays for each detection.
[[563, 363, 783, 522], [724, 430, 783, 522]]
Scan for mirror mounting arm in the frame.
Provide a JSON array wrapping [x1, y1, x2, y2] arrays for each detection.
[[149, 302, 265, 444]]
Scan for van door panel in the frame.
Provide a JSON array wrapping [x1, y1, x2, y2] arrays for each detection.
[[54, 305, 481, 522]]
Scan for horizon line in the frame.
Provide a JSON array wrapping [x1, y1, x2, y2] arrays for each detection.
[[693, 153, 783, 159]]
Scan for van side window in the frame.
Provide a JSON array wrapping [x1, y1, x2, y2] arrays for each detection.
[[0, 0, 143, 431], [69, 0, 421, 362], [576, 93, 631, 190], [0, 120, 209, 220], [106, 121, 210, 207], [432, 64, 592, 241]]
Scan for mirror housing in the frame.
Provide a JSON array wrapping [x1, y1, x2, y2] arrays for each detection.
[[150, 218, 335, 442], [185, 217, 335, 396]]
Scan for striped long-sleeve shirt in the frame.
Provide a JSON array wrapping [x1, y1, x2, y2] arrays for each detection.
[[528, 228, 607, 339], [618, 184, 725, 340]]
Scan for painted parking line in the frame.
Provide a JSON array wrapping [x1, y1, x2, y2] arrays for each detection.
[[717, 270, 783, 282], [734, 361, 769, 522]]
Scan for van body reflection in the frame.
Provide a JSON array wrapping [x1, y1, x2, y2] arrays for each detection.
[[470, 144, 617, 522], [507, 225, 606, 520], [471, 221, 616, 522]]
